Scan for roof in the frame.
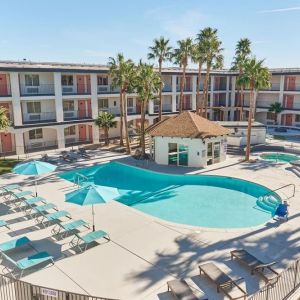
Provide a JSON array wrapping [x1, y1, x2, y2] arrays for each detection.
[[217, 121, 266, 128], [147, 111, 231, 139], [0, 60, 300, 75]]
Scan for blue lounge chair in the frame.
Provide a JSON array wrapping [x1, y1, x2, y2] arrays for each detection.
[[5, 190, 33, 203], [51, 219, 89, 237], [2, 251, 54, 278], [22, 196, 46, 212], [0, 236, 31, 253], [0, 184, 21, 196], [69, 229, 110, 252], [0, 220, 10, 230], [39, 210, 71, 228], [33, 203, 57, 222]]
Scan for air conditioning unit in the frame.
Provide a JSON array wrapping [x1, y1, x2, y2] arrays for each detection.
[[28, 114, 41, 121], [26, 87, 39, 94], [62, 86, 74, 93], [64, 111, 75, 119]]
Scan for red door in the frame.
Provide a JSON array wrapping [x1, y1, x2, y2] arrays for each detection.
[[285, 114, 293, 126], [76, 75, 85, 94], [78, 100, 86, 118], [0, 74, 8, 96], [79, 125, 87, 142], [285, 76, 296, 91], [88, 125, 93, 142], [0, 132, 12, 153], [285, 95, 294, 109]]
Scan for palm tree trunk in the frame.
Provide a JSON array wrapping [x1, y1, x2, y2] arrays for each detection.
[[158, 59, 163, 121], [203, 65, 211, 119], [104, 127, 109, 146], [119, 90, 124, 146], [140, 101, 146, 156], [197, 63, 202, 115], [245, 82, 254, 161], [179, 65, 186, 113], [240, 85, 244, 121], [123, 92, 131, 154]]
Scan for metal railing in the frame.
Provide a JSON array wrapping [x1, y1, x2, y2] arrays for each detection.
[[22, 112, 56, 124], [24, 140, 58, 152], [259, 183, 296, 202], [97, 85, 120, 94], [63, 110, 92, 120], [249, 258, 300, 300], [0, 273, 118, 300], [20, 84, 55, 96], [62, 84, 91, 95], [284, 84, 300, 92]]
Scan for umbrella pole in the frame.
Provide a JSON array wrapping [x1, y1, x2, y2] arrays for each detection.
[[35, 177, 37, 197], [92, 204, 95, 232]]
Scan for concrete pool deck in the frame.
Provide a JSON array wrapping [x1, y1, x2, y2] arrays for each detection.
[[0, 151, 300, 299]]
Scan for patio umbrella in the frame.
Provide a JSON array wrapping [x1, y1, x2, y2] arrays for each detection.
[[13, 160, 57, 196], [65, 183, 119, 231]]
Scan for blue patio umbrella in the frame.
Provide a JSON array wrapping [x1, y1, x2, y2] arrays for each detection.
[[65, 183, 119, 231], [13, 160, 57, 196]]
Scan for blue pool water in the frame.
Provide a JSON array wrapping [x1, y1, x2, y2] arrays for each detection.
[[59, 162, 278, 228]]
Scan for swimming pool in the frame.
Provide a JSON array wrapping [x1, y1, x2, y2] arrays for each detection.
[[260, 153, 299, 163], [59, 162, 279, 228]]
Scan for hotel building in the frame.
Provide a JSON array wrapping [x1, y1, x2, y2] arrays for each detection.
[[0, 61, 299, 155]]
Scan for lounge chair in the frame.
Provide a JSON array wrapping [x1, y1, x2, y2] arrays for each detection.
[[2, 251, 54, 278], [4, 190, 33, 202], [22, 196, 46, 212], [0, 184, 21, 196], [231, 249, 279, 283], [167, 279, 198, 300], [0, 236, 31, 253], [199, 263, 247, 300], [69, 229, 110, 252], [51, 219, 89, 237], [61, 153, 77, 162], [0, 220, 10, 230], [78, 148, 93, 158]]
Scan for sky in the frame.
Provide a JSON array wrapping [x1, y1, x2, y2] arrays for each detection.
[[0, 0, 300, 68]]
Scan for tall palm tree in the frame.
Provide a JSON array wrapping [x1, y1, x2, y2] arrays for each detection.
[[192, 35, 206, 115], [95, 112, 117, 146], [148, 37, 172, 121], [269, 102, 284, 125], [134, 62, 161, 155], [236, 58, 270, 161], [197, 27, 224, 118], [108, 54, 135, 154], [0, 107, 10, 130], [232, 38, 252, 121], [173, 38, 193, 113]]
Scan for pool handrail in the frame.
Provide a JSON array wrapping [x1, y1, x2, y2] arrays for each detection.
[[259, 183, 295, 202]]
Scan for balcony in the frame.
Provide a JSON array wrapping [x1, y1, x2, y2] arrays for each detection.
[[261, 83, 280, 91], [22, 112, 56, 124], [0, 84, 11, 97], [176, 102, 192, 111], [65, 137, 92, 147], [176, 85, 192, 92], [62, 84, 91, 95], [63, 110, 92, 121], [154, 103, 173, 113], [285, 84, 300, 92], [214, 84, 227, 91], [98, 106, 137, 116], [97, 85, 120, 94], [20, 84, 55, 96], [24, 140, 58, 153], [162, 84, 172, 92]]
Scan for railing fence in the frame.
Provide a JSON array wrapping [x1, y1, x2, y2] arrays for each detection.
[[249, 258, 300, 300], [0, 273, 118, 300]]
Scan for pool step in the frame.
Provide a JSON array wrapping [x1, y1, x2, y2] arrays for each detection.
[[257, 195, 282, 213]]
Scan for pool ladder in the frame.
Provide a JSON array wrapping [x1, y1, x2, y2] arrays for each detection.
[[74, 173, 89, 187]]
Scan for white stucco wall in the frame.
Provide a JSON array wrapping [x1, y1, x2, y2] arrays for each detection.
[[227, 127, 266, 146]]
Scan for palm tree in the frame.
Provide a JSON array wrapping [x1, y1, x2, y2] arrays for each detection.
[[269, 102, 284, 125], [173, 38, 193, 113], [232, 38, 252, 120], [192, 35, 206, 115], [134, 62, 161, 156], [198, 27, 224, 118], [108, 54, 135, 154], [0, 107, 10, 130], [148, 37, 172, 121], [236, 58, 271, 161], [95, 112, 117, 146]]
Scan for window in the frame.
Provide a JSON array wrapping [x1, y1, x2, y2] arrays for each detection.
[[168, 143, 178, 165], [127, 97, 134, 107], [295, 115, 300, 122], [63, 101, 74, 111], [27, 102, 41, 113], [25, 74, 39, 86], [29, 129, 43, 140], [97, 76, 108, 85], [99, 98, 109, 108], [61, 75, 73, 86], [168, 143, 188, 166], [64, 126, 76, 136]]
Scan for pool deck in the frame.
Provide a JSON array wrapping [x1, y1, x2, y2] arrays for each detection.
[[0, 150, 300, 299]]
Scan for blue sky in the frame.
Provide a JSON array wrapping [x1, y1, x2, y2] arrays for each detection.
[[1, 0, 300, 68]]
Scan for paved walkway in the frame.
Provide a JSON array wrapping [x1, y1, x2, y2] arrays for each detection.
[[0, 151, 299, 299]]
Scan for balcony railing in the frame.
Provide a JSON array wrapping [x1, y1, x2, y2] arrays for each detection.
[[65, 137, 92, 146], [97, 85, 120, 94], [214, 84, 227, 91], [162, 84, 172, 92], [285, 84, 300, 92], [20, 84, 55, 96], [24, 140, 58, 152], [176, 85, 192, 92], [176, 102, 192, 111], [154, 103, 173, 113], [63, 110, 92, 121], [261, 83, 280, 91], [22, 112, 56, 124], [98, 106, 137, 116], [0, 84, 11, 97], [62, 84, 91, 95]]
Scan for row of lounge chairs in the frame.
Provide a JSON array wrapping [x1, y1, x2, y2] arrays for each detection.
[[167, 249, 279, 300], [0, 183, 110, 277]]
